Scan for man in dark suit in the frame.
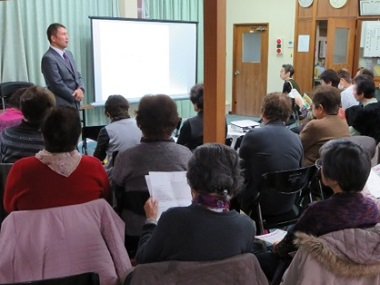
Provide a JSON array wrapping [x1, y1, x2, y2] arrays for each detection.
[[238, 93, 304, 214], [41, 23, 84, 109]]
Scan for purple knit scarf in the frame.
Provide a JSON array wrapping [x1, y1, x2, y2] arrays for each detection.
[[193, 192, 230, 212]]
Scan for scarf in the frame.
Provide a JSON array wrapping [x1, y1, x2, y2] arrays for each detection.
[[35, 150, 82, 177], [193, 191, 230, 212]]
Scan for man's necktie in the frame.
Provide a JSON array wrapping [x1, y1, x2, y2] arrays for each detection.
[[63, 52, 73, 72]]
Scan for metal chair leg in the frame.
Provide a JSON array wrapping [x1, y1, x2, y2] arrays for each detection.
[[256, 202, 265, 235]]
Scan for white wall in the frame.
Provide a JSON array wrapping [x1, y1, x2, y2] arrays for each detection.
[[120, 0, 138, 18], [226, 0, 297, 107]]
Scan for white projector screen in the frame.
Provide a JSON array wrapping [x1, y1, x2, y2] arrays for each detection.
[[91, 17, 198, 104]]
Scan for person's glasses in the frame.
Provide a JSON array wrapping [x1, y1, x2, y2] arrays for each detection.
[[315, 159, 323, 170]]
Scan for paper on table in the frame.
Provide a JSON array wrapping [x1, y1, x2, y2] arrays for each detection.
[[145, 171, 192, 220], [230, 120, 260, 128], [364, 169, 380, 198], [255, 229, 287, 245]]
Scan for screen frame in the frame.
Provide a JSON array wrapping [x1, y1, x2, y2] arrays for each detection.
[[89, 16, 198, 105]]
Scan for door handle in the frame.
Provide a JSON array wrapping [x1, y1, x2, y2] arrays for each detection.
[[234, 70, 240, 76]]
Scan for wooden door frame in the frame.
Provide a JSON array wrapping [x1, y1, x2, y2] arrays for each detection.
[[232, 23, 269, 115]]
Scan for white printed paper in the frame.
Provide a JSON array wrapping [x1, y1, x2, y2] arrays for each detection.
[[365, 168, 380, 198], [298, 35, 310, 52], [255, 229, 287, 245], [145, 171, 192, 219]]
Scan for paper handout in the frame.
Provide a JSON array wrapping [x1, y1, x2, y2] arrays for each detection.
[[255, 229, 287, 245], [145, 171, 192, 220], [364, 168, 380, 198]]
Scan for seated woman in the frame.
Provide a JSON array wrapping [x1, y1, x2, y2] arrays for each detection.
[[0, 87, 27, 133], [177, 84, 204, 150], [300, 85, 349, 166], [274, 140, 380, 257], [177, 84, 228, 150], [4, 107, 110, 212], [135, 144, 256, 263], [93, 95, 142, 177], [112, 94, 193, 257], [346, 74, 380, 143], [0, 86, 55, 163]]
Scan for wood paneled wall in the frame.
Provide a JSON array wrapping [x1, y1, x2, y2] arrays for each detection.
[[294, 0, 360, 94], [294, 19, 315, 95], [316, 0, 358, 18], [203, 0, 226, 144]]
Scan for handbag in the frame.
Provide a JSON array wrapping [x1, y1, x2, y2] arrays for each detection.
[[286, 80, 305, 109]]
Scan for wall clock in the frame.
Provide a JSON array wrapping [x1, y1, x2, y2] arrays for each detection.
[[298, 0, 314, 8], [329, 0, 348, 8]]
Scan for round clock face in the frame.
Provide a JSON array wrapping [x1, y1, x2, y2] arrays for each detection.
[[298, 0, 314, 8], [329, 0, 348, 8]]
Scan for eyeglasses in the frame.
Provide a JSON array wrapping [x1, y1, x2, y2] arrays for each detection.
[[315, 159, 323, 170]]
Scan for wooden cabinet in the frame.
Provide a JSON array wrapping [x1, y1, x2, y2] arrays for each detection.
[[294, 0, 358, 94]]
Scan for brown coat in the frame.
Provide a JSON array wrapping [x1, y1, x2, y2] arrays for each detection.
[[300, 115, 349, 166]]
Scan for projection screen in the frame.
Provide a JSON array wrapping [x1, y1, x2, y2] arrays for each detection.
[[91, 17, 198, 104]]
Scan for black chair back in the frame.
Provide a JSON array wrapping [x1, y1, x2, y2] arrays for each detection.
[[254, 165, 318, 234], [261, 166, 314, 195], [0, 163, 13, 226], [81, 125, 105, 154], [0, 272, 100, 285], [0, 82, 34, 109]]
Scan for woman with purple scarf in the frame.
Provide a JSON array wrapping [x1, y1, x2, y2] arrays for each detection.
[[135, 144, 256, 264]]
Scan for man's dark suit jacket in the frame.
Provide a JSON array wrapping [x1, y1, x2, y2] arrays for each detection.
[[238, 120, 304, 214], [41, 47, 84, 109]]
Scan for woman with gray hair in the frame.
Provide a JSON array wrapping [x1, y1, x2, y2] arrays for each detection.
[[135, 143, 256, 264], [94, 95, 142, 176]]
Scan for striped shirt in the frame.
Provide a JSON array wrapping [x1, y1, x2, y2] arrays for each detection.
[[0, 121, 44, 163]]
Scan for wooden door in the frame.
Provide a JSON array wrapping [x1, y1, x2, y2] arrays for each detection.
[[232, 24, 268, 116], [326, 19, 356, 72]]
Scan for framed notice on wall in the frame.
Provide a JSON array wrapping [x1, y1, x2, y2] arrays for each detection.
[[363, 21, 380, 57], [297, 35, 310, 52]]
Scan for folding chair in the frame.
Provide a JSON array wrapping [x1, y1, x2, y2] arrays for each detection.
[[252, 165, 319, 234], [0, 163, 13, 226], [0, 82, 33, 110]]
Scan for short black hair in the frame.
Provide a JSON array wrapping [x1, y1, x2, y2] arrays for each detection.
[[337, 69, 352, 84], [42, 107, 82, 153], [312, 85, 341, 115], [261, 92, 292, 123], [356, 68, 374, 79], [189, 84, 204, 110], [320, 140, 371, 193], [282, 64, 295, 77], [20, 86, 55, 127], [187, 143, 243, 196], [105, 95, 130, 121], [136, 94, 179, 139], [320, 69, 340, 87], [46, 23, 66, 43], [354, 74, 375, 99]]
